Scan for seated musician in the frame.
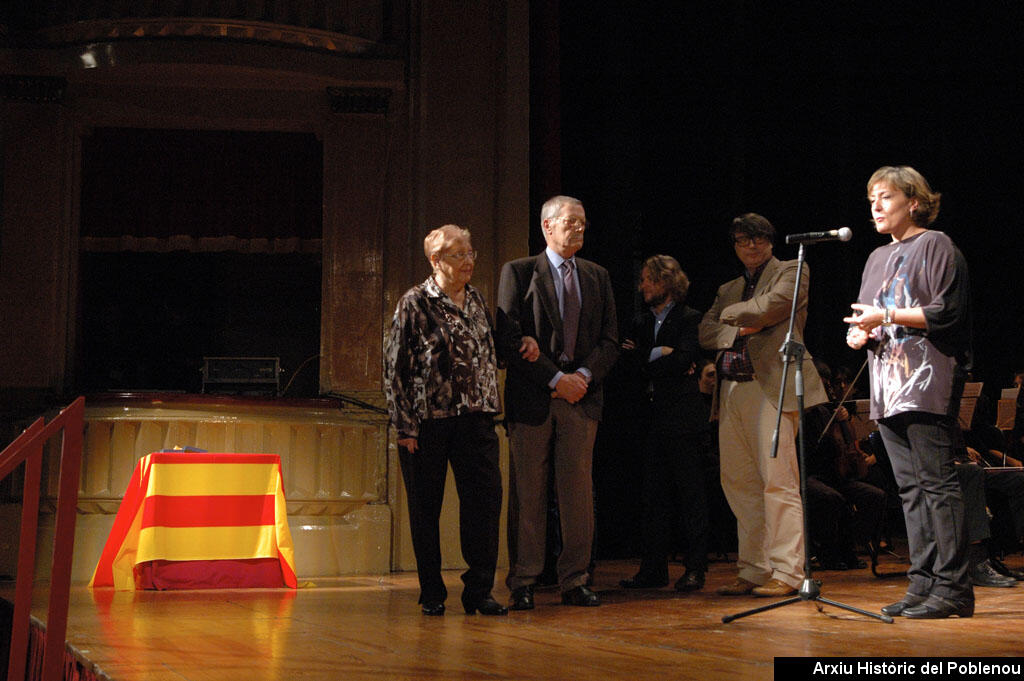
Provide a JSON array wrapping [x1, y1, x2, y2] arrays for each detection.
[[961, 444, 1024, 581], [802, 361, 885, 570]]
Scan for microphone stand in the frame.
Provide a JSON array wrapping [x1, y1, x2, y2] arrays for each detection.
[[722, 243, 892, 625]]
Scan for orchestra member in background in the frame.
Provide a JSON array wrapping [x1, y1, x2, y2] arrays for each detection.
[[803, 360, 883, 571], [845, 166, 974, 619], [385, 224, 538, 617], [1011, 372, 1024, 460]]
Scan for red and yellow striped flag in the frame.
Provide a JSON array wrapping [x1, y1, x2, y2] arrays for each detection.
[[90, 452, 297, 590]]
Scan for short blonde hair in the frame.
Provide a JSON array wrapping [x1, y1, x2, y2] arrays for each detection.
[[423, 224, 472, 263], [867, 166, 941, 226]]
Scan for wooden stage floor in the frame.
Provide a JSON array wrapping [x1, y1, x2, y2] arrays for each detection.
[[12, 552, 1024, 681]]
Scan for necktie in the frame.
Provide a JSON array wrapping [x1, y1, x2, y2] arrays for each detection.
[[561, 260, 580, 361]]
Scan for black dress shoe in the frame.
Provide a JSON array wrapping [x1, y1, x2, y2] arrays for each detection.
[[990, 557, 1024, 581], [561, 585, 600, 607], [619, 574, 668, 589], [971, 559, 1017, 587], [509, 586, 535, 611], [880, 593, 927, 616], [674, 570, 705, 592], [902, 598, 974, 619], [463, 595, 509, 616], [421, 602, 446, 616]]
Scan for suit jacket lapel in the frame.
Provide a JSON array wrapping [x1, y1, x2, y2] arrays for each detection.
[[657, 303, 682, 342], [576, 259, 599, 346], [722, 276, 745, 306], [532, 253, 563, 338], [755, 257, 781, 296], [638, 310, 656, 348]]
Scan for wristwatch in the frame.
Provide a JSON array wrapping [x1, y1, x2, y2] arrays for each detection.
[[882, 307, 894, 326]]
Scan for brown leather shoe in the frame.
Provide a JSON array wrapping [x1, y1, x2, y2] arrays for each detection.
[[752, 578, 797, 597], [716, 577, 757, 595]]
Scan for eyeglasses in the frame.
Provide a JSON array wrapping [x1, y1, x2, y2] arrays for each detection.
[[442, 250, 477, 262], [733, 235, 770, 247], [554, 216, 588, 230]]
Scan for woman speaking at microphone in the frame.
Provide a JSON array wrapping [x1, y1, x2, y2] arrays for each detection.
[[844, 166, 973, 619]]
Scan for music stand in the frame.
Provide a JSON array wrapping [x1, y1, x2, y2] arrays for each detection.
[[996, 387, 1018, 432], [722, 241, 892, 625]]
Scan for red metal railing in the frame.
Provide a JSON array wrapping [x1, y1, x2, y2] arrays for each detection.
[[1, 397, 84, 681]]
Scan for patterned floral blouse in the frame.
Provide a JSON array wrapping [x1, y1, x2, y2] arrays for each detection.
[[385, 276, 501, 439]]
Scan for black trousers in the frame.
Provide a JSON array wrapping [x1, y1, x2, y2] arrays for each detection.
[[398, 412, 502, 604], [879, 412, 972, 603], [637, 409, 709, 577]]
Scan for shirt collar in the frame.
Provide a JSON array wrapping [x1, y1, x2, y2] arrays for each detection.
[[424, 275, 470, 305], [651, 299, 675, 320], [546, 247, 575, 271], [744, 259, 770, 286], [424, 275, 444, 298]]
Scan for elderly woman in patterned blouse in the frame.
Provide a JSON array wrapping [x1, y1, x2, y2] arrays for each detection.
[[385, 224, 538, 616]]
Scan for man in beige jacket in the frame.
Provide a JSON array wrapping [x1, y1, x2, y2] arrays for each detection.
[[699, 213, 828, 597]]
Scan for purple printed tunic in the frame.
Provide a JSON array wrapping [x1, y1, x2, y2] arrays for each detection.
[[857, 230, 971, 421]]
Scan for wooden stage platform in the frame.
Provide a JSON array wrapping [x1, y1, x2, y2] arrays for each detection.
[[10, 552, 1024, 681]]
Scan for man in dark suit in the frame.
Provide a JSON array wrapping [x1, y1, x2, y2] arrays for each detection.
[[699, 213, 828, 598], [497, 195, 619, 609], [619, 255, 710, 592]]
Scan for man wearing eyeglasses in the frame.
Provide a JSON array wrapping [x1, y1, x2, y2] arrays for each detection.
[[698, 213, 828, 598], [497, 195, 619, 609]]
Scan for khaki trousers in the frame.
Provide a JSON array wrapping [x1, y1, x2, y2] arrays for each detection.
[[718, 379, 805, 588]]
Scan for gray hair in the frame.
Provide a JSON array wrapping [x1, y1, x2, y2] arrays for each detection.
[[423, 224, 471, 263], [540, 195, 583, 223]]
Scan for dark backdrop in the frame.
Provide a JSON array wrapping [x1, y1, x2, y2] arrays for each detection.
[[533, 1, 1024, 557]]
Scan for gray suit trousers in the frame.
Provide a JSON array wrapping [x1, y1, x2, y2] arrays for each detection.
[[506, 398, 598, 592]]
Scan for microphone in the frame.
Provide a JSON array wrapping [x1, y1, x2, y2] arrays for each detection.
[[784, 227, 852, 245]]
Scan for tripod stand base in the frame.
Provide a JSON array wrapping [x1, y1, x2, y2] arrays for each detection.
[[718, 249, 892, 627], [722, 579, 893, 624]]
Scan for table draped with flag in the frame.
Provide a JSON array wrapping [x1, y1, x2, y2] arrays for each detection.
[[90, 452, 297, 590]]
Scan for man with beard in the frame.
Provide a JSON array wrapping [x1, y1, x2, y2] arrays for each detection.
[[619, 255, 709, 592]]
